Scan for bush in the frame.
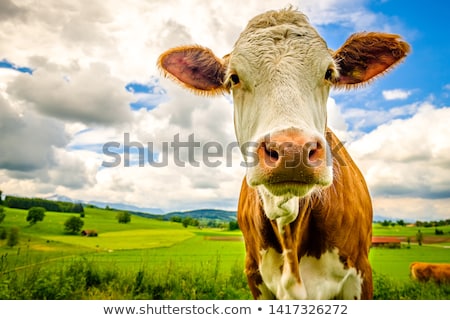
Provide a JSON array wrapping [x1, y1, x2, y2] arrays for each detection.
[[26, 207, 46, 225], [116, 211, 131, 224], [64, 216, 84, 234], [0, 207, 5, 224], [229, 220, 239, 231], [373, 271, 450, 299], [0, 227, 7, 240], [7, 226, 19, 247]]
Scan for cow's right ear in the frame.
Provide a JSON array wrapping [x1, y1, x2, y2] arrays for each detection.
[[158, 45, 229, 96]]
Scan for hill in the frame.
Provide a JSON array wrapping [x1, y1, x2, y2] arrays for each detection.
[[161, 209, 237, 222], [43, 194, 165, 214], [87, 200, 164, 215]]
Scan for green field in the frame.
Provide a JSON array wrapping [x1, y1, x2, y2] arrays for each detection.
[[0, 206, 449, 299]]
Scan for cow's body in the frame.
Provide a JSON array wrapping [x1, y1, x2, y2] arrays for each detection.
[[158, 7, 409, 299], [410, 262, 450, 285], [238, 130, 373, 299]]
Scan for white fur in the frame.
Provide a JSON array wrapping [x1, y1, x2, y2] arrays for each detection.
[[258, 247, 362, 300], [229, 19, 335, 217], [257, 186, 299, 232]]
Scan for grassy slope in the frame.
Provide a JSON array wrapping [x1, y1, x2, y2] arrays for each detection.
[[1, 206, 449, 280]]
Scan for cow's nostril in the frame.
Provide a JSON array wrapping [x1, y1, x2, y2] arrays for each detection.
[[263, 143, 279, 161], [308, 148, 317, 160], [307, 141, 322, 164]]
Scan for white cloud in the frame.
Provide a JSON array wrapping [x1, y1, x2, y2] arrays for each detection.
[[7, 59, 133, 125], [382, 89, 412, 100], [372, 197, 450, 222], [348, 103, 450, 202]]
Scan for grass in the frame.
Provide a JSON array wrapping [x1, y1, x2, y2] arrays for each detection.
[[1, 255, 448, 300], [370, 245, 450, 281], [45, 229, 193, 250], [373, 223, 450, 243], [0, 206, 449, 299]]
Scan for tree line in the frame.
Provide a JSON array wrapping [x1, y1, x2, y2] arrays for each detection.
[[376, 219, 450, 227], [169, 215, 239, 231], [3, 195, 84, 213]]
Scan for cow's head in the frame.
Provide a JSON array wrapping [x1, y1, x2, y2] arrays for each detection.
[[158, 8, 409, 224]]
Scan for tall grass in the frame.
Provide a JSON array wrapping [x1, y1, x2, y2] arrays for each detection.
[[373, 271, 450, 300], [0, 255, 251, 300], [1, 255, 448, 299]]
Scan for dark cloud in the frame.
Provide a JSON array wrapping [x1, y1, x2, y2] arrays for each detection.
[[0, 95, 68, 172], [7, 59, 133, 125], [0, 0, 27, 21]]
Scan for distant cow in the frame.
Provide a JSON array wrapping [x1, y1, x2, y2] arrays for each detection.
[[81, 229, 98, 237], [158, 7, 409, 299], [410, 262, 450, 284]]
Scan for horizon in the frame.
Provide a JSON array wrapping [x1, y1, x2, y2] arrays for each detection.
[[3, 192, 447, 224], [0, 0, 449, 221]]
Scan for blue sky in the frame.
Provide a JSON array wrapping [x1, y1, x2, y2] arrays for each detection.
[[0, 0, 449, 221]]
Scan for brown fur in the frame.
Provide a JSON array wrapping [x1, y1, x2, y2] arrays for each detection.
[[410, 262, 450, 284], [333, 32, 410, 87], [238, 130, 373, 299]]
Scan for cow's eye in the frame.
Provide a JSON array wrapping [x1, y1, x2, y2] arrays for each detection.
[[325, 68, 334, 81], [230, 74, 240, 86]]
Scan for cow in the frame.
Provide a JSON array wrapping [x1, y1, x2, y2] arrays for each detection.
[[158, 7, 410, 299], [410, 262, 450, 285]]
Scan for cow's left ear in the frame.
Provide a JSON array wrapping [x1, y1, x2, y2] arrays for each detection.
[[332, 32, 411, 87], [158, 45, 228, 96]]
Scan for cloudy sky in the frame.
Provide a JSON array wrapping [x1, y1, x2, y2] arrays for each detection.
[[1, 0, 449, 221]]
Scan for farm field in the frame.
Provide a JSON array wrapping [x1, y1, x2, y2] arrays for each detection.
[[0, 206, 449, 299]]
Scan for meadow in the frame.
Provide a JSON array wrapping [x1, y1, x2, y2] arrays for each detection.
[[0, 206, 449, 299]]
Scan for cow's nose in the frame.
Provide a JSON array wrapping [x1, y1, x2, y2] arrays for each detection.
[[257, 130, 327, 183]]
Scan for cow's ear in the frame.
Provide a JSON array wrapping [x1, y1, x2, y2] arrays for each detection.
[[332, 32, 410, 88], [158, 45, 228, 96]]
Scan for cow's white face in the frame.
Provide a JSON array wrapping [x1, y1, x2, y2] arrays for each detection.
[[227, 18, 336, 204]]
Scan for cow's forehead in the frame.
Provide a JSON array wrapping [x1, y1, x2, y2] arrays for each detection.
[[242, 8, 312, 34], [235, 8, 326, 48], [229, 9, 331, 74]]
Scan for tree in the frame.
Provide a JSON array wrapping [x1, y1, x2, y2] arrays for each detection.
[[0, 227, 6, 240], [7, 226, 19, 247], [416, 229, 423, 246], [170, 216, 182, 223], [182, 216, 192, 228], [26, 207, 46, 225], [396, 219, 405, 226], [117, 211, 131, 224], [0, 190, 3, 205], [381, 220, 391, 227], [229, 220, 240, 231], [64, 216, 84, 234], [71, 203, 84, 214], [0, 207, 5, 224]]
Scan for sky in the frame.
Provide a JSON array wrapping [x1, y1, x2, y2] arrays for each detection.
[[0, 0, 449, 221]]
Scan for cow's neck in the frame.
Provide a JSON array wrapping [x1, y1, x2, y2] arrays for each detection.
[[258, 187, 301, 233], [258, 196, 314, 299]]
